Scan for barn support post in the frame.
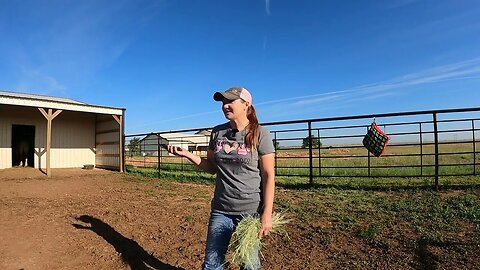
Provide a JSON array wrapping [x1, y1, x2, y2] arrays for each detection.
[[38, 108, 63, 177], [122, 110, 126, 172], [112, 114, 124, 172]]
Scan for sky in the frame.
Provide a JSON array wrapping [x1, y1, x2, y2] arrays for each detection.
[[1, 0, 480, 135]]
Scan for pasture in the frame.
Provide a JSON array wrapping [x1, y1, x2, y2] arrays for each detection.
[[126, 142, 480, 188]]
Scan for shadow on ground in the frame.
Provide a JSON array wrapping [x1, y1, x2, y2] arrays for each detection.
[[72, 215, 184, 270], [413, 237, 473, 270]]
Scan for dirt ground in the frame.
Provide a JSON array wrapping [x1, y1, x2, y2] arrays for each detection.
[[1, 167, 479, 270], [2, 168, 296, 270], [1, 168, 212, 270]]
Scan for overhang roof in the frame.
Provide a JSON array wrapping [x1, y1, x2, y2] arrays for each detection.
[[0, 90, 125, 115]]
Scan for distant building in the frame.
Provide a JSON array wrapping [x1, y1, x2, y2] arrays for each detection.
[[139, 130, 211, 156], [195, 129, 212, 137], [137, 134, 169, 156]]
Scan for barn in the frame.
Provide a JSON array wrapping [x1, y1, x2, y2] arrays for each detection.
[[0, 91, 125, 176], [138, 130, 211, 156]]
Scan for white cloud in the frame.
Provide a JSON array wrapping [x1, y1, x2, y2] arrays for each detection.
[[292, 94, 345, 106], [3, 1, 162, 95], [137, 57, 480, 130], [258, 57, 480, 110], [265, 0, 271, 16], [16, 68, 66, 95]]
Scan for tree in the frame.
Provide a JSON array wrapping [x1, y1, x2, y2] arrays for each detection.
[[302, 135, 321, 148], [128, 137, 140, 157]]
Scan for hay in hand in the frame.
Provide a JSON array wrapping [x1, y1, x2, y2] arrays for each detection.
[[228, 212, 289, 268]]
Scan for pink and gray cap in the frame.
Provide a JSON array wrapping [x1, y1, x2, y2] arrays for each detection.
[[213, 86, 252, 105]]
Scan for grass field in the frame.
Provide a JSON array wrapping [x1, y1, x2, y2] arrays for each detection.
[[126, 142, 480, 187]]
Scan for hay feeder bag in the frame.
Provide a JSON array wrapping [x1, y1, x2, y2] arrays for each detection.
[[362, 121, 390, 157]]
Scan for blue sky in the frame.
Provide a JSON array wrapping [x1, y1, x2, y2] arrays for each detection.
[[1, 0, 480, 134]]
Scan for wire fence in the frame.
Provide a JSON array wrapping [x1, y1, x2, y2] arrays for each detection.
[[125, 107, 480, 189]]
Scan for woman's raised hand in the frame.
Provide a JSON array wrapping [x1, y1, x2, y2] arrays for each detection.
[[167, 145, 188, 157]]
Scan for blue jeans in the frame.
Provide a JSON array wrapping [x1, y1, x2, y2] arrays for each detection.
[[202, 211, 260, 270]]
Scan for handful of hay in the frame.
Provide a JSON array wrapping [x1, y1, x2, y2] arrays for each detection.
[[228, 212, 289, 268]]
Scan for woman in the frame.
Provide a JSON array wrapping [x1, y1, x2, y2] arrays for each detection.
[[167, 86, 275, 270]]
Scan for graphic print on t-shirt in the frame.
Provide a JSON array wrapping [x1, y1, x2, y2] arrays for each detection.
[[215, 140, 251, 156]]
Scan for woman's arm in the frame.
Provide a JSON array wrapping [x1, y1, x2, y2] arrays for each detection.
[[168, 146, 217, 175], [258, 152, 275, 237]]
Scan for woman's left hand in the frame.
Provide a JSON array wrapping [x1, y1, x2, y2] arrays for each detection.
[[258, 213, 273, 238]]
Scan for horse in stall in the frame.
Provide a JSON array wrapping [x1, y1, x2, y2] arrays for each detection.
[[17, 140, 30, 167]]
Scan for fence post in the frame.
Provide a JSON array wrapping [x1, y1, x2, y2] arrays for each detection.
[[419, 123, 423, 176], [157, 135, 161, 177], [433, 113, 439, 190], [308, 121, 313, 186], [181, 137, 184, 171], [274, 131, 278, 176], [142, 140, 146, 167], [317, 129, 321, 177], [367, 126, 371, 177], [472, 120, 476, 175]]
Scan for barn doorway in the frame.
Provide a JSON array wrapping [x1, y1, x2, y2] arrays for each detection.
[[12, 125, 35, 167]]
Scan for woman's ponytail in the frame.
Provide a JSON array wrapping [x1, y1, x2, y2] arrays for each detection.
[[246, 105, 260, 150]]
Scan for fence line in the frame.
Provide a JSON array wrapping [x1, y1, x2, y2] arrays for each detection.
[[125, 107, 480, 189]]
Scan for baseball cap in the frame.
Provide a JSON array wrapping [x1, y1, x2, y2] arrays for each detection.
[[213, 86, 253, 105]]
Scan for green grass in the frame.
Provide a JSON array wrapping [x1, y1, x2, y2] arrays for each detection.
[[273, 143, 480, 177], [126, 165, 215, 184], [126, 163, 480, 191], [274, 186, 480, 257], [127, 142, 480, 181], [123, 157, 480, 268], [358, 223, 381, 239], [125, 170, 480, 227]]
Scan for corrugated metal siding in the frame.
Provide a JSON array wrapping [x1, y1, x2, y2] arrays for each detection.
[[49, 111, 95, 168], [0, 105, 96, 169], [95, 115, 121, 170], [0, 105, 45, 169], [0, 114, 11, 168]]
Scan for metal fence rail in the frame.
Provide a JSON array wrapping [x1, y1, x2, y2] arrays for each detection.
[[125, 107, 480, 189]]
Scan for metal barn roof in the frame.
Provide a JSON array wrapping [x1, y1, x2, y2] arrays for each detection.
[[0, 90, 125, 115]]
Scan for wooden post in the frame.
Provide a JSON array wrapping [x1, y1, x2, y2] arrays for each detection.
[[38, 108, 62, 177], [112, 115, 123, 172]]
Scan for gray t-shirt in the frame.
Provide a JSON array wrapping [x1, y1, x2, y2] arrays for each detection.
[[208, 122, 275, 215]]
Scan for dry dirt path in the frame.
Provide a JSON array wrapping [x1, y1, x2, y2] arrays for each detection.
[[0, 168, 214, 270]]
